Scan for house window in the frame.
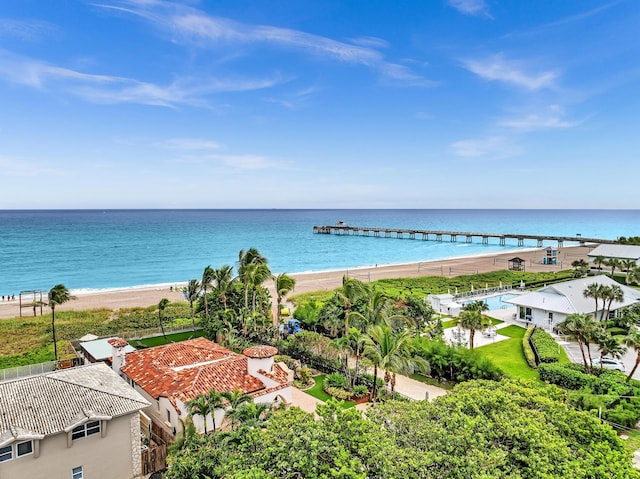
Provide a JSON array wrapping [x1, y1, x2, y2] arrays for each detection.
[[72, 421, 101, 440], [16, 440, 33, 457], [0, 445, 12, 463], [548, 312, 553, 321], [166, 409, 171, 422], [72, 466, 84, 479]]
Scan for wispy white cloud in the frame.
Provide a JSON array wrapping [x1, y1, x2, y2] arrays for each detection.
[[0, 49, 285, 107], [216, 154, 278, 170], [462, 53, 559, 90], [503, 2, 621, 38], [158, 138, 222, 150], [500, 105, 582, 131], [451, 136, 523, 159], [0, 154, 60, 177], [447, 0, 492, 18], [263, 85, 320, 110], [100, 0, 434, 86], [0, 18, 57, 40]]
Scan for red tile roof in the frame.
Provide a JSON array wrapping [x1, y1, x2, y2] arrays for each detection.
[[107, 337, 129, 348], [120, 338, 289, 407], [243, 345, 278, 358]]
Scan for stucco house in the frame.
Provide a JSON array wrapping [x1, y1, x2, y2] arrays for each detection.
[[505, 275, 640, 330], [588, 244, 640, 271], [117, 338, 293, 437], [0, 363, 150, 479]]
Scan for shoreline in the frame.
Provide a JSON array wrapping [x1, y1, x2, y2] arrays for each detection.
[[0, 245, 592, 320]]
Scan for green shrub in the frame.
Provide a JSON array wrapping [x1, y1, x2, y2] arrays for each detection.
[[539, 363, 594, 390], [352, 385, 369, 398], [324, 373, 348, 389], [298, 367, 313, 385], [530, 328, 560, 363], [522, 327, 537, 368], [323, 385, 353, 400]]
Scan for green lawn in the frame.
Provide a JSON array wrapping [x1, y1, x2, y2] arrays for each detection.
[[476, 325, 539, 381], [130, 329, 205, 348], [303, 375, 356, 408]]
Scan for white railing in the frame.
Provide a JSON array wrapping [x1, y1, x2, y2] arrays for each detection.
[[0, 360, 57, 382]]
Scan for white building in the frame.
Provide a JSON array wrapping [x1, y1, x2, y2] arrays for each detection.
[[588, 244, 640, 271], [505, 275, 640, 330]]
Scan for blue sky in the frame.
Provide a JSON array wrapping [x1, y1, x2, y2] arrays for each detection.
[[1, 0, 638, 209]]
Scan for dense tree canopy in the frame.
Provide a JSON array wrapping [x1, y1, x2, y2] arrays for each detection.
[[166, 379, 638, 479]]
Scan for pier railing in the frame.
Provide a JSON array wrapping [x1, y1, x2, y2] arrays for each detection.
[[313, 225, 614, 248]]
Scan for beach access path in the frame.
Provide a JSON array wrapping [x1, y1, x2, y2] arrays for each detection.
[[0, 245, 592, 320]]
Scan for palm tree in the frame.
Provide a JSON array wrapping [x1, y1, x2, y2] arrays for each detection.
[[221, 389, 253, 429], [628, 266, 640, 286], [221, 389, 253, 410], [593, 255, 606, 272], [583, 283, 604, 320], [226, 402, 271, 430], [186, 394, 212, 434], [201, 265, 215, 319], [237, 248, 269, 310], [621, 259, 638, 284], [213, 265, 234, 310], [337, 276, 366, 335], [183, 279, 201, 333], [48, 284, 76, 362], [246, 263, 271, 313], [595, 331, 625, 369], [207, 390, 225, 433], [457, 310, 484, 349], [556, 313, 599, 370], [602, 285, 624, 323], [606, 258, 622, 276], [158, 298, 170, 342], [364, 325, 427, 396], [273, 273, 296, 325], [624, 327, 640, 382]]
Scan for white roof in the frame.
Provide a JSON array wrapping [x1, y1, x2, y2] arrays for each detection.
[[588, 244, 640, 261], [0, 363, 149, 443], [80, 337, 136, 360], [79, 333, 99, 341], [505, 275, 640, 314]]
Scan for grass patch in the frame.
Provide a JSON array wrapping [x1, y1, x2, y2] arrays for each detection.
[[476, 332, 539, 382], [441, 319, 457, 329], [497, 325, 527, 338], [303, 375, 356, 408], [130, 329, 205, 348]]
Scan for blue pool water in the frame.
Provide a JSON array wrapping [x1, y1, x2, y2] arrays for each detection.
[[464, 293, 518, 311]]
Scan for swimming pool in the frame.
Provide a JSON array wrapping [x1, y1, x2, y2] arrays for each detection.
[[463, 293, 518, 311]]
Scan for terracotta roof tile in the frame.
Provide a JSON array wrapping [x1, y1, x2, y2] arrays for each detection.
[[120, 338, 288, 406], [242, 345, 278, 358], [107, 337, 129, 348]]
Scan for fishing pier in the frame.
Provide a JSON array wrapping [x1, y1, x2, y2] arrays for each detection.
[[312, 225, 615, 247]]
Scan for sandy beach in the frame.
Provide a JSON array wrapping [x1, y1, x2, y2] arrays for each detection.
[[0, 245, 592, 320]]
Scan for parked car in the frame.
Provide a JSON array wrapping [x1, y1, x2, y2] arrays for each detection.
[[592, 357, 626, 372]]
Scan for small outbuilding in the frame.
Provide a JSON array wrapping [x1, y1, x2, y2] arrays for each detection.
[[508, 257, 526, 271]]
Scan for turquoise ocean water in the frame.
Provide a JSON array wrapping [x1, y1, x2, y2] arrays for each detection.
[[0, 209, 638, 294]]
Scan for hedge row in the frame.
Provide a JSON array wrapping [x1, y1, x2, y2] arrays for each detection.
[[522, 327, 537, 369], [538, 363, 592, 389], [531, 328, 560, 363]]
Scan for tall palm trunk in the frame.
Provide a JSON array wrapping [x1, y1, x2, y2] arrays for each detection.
[[371, 364, 378, 399], [52, 305, 58, 362], [203, 284, 209, 319], [627, 353, 640, 382]]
